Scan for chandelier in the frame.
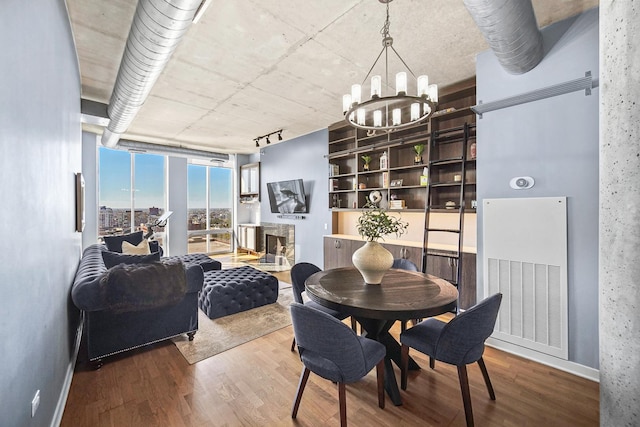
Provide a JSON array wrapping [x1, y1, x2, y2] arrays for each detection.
[[342, 0, 438, 132]]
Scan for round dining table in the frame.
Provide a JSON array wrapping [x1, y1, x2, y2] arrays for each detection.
[[305, 266, 458, 406]]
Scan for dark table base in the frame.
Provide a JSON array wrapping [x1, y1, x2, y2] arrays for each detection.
[[356, 317, 420, 406]]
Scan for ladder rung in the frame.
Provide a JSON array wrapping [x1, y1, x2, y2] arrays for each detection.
[[427, 252, 460, 260], [427, 228, 461, 233]]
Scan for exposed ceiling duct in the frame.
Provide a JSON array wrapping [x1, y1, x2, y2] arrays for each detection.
[[102, 0, 204, 148], [463, 0, 543, 74], [118, 139, 229, 162]]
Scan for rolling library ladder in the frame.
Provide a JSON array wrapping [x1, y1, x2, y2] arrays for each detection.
[[421, 122, 476, 311]]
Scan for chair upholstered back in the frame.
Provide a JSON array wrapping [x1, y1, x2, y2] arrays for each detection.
[[290, 262, 322, 305], [392, 258, 419, 271], [290, 302, 380, 383], [434, 293, 502, 366]]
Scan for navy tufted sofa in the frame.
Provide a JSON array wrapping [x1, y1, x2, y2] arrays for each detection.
[[72, 244, 221, 367], [199, 266, 279, 319]]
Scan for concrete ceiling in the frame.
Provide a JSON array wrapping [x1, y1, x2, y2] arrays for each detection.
[[67, 0, 598, 155]]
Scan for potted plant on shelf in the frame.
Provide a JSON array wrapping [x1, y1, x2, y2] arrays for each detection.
[[413, 144, 425, 164], [361, 154, 372, 171], [352, 202, 409, 284]]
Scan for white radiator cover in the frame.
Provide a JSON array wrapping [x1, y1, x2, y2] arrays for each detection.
[[483, 197, 568, 359]]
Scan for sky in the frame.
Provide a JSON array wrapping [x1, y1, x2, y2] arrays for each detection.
[[99, 147, 232, 209]]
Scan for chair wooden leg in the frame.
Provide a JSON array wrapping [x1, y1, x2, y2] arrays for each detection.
[[338, 382, 347, 427], [376, 360, 385, 409], [291, 367, 310, 419], [350, 317, 358, 334], [429, 356, 435, 370], [457, 365, 474, 427], [400, 344, 409, 390], [290, 336, 296, 352], [477, 357, 496, 400]]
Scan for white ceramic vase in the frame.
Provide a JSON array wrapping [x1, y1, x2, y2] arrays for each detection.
[[352, 241, 394, 285]]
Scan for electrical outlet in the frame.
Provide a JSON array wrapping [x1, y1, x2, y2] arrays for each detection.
[[31, 390, 40, 417]]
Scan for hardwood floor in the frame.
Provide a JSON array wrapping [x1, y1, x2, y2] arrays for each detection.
[[61, 255, 599, 426]]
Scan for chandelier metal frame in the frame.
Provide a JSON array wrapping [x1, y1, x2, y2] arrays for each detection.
[[343, 0, 438, 132]]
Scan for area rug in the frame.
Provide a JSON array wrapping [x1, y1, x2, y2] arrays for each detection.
[[171, 282, 294, 364]]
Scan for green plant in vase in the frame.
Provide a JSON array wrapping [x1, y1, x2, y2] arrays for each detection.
[[413, 144, 425, 164], [352, 202, 409, 284], [361, 154, 372, 171]]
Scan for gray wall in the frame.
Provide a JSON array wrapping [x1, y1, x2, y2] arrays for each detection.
[[0, 0, 83, 425], [476, 8, 599, 368], [259, 129, 331, 268]]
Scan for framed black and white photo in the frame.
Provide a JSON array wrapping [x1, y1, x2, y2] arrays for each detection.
[[390, 179, 403, 187]]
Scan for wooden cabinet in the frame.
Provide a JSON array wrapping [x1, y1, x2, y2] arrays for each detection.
[[382, 243, 422, 268], [238, 225, 261, 252], [424, 251, 476, 310], [323, 237, 364, 270], [240, 162, 260, 203]]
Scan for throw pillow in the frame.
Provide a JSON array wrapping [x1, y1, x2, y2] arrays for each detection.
[[122, 239, 151, 255], [102, 251, 160, 269], [103, 231, 144, 253]]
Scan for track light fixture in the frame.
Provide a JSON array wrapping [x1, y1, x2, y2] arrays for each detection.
[[254, 129, 283, 148]]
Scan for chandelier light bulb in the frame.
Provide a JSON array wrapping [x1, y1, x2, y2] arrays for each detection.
[[373, 110, 382, 127], [417, 75, 429, 96], [357, 108, 366, 126], [427, 84, 438, 103], [351, 84, 362, 104], [342, 94, 352, 114], [371, 75, 382, 98], [392, 108, 402, 126], [411, 103, 420, 121], [395, 72, 407, 95]]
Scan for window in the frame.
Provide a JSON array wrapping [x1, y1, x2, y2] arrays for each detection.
[[99, 148, 167, 242], [187, 164, 233, 254]]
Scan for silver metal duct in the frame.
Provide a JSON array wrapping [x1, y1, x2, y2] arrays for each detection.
[[102, 0, 203, 147], [118, 139, 229, 162], [463, 0, 543, 74]]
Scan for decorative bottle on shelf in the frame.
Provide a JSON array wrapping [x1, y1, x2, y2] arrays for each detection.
[[379, 152, 388, 170]]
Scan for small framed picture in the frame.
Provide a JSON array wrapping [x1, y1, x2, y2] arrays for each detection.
[[390, 179, 403, 187]]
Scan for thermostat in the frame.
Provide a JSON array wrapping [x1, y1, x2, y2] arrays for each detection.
[[509, 176, 535, 190]]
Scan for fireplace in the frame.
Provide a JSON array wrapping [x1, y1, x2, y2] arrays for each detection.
[[257, 223, 295, 268], [264, 234, 287, 264]]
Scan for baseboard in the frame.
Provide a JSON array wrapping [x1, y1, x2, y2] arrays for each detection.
[[486, 337, 600, 382], [51, 316, 83, 427]]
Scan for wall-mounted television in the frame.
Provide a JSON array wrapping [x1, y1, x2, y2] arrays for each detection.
[[266, 179, 308, 213]]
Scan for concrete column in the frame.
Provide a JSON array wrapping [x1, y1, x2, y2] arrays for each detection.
[[599, 2, 640, 425]]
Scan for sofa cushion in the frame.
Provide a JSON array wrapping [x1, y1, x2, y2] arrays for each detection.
[[102, 250, 161, 269], [99, 260, 187, 313], [122, 239, 151, 255], [103, 231, 144, 253]]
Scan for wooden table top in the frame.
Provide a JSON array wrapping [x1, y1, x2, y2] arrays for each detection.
[[305, 267, 458, 321]]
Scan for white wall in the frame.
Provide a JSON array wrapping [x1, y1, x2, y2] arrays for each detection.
[[476, 8, 599, 369], [0, 0, 83, 425]]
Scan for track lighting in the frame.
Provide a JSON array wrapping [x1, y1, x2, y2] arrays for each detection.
[[253, 129, 283, 149]]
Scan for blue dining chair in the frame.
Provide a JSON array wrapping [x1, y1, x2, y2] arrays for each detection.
[[400, 293, 503, 427], [391, 258, 419, 271], [290, 302, 386, 426], [290, 262, 355, 351]]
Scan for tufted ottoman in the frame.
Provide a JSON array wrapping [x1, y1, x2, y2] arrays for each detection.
[[166, 253, 221, 272], [199, 266, 279, 319]]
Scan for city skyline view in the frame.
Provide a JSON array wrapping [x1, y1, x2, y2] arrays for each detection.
[[99, 147, 232, 209]]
